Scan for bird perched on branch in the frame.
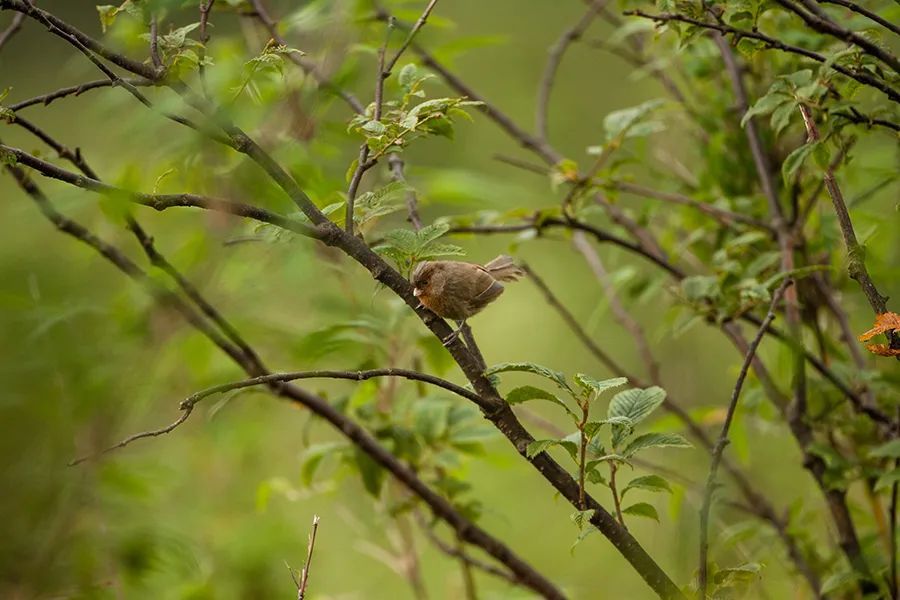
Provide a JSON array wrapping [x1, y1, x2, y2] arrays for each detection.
[[411, 255, 524, 345]]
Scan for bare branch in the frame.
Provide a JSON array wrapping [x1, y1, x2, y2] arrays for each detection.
[[819, 0, 900, 37], [0, 10, 23, 50], [8, 78, 154, 111], [798, 103, 896, 348], [535, 0, 608, 140], [298, 515, 321, 599], [388, 154, 423, 230], [699, 280, 790, 597], [0, 144, 322, 238]]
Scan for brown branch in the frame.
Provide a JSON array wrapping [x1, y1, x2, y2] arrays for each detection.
[[798, 103, 896, 347], [247, 0, 364, 113], [623, 9, 900, 103], [8, 78, 154, 111], [819, 0, 900, 37], [149, 15, 161, 68], [298, 515, 320, 600], [8, 165, 565, 600], [388, 154, 423, 230], [382, 0, 440, 76], [572, 232, 661, 383], [606, 180, 773, 231], [535, 0, 608, 141], [775, 0, 900, 73], [698, 280, 790, 597], [415, 512, 521, 587], [0, 144, 322, 238], [0, 10, 23, 50]]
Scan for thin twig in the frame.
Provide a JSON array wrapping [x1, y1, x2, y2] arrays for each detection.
[[0, 10, 23, 50], [774, 0, 900, 73], [819, 0, 900, 37], [298, 515, 320, 599], [698, 279, 790, 598], [535, 0, 608, 141], [383, 0, 440, 76], [388, 154, 423, 230], [149, 14, 161, 68], [8, 78, 154, 111], [798, 103, 896, 349], [248, 0, 364, 113], [624, 9, 900, 103]]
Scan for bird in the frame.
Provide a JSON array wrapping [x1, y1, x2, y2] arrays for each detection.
[[410, 255, 524, 345]]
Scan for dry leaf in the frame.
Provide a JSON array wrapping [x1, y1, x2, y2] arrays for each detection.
[[858, 312, 900, 342], [865, 344, 900, 357]]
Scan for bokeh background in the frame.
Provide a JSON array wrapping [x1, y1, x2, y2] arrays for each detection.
[[1, 1, 897, 598]]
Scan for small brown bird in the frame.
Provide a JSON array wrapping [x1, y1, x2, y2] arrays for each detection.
[[411, 255, 524, 345]]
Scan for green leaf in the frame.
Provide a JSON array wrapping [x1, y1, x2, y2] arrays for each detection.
[[574, 374, 628, 397], [781, 142, 818, 184], [623, 475, 672, 497], [603, 99, 665, 141], [713, 563, 762, 586], [353, 448, 385, 497], [361, 120, 386, 136], [623, 432, 691, 456], [875, 468, 900, 492], [570, 509, 595, 529], [623, 502, 659, 522], [485, 362, 572, 392], [300, 443, 344, 486], [399, 63, 418, 90], [741, 92, 789, 127], [608, 387, 667, 425], [505, 385, 574, 416], [871, 439, 900, 459], [526, 439, 566, 458]]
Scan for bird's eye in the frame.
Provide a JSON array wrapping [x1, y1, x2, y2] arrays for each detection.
[[419, 279, 429, 287]]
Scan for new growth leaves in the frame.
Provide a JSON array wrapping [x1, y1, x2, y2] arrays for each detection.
[[486, 361, 690, 544], [348, 63, 482, 160]]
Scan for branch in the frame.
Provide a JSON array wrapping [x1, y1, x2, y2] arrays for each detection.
[[0, 0, 160, 79], [698, 280, 790, 597], [0, 10, 22, 50], [623, 9, 900, 103], [0, 144, 322, 239], [8, 78, 155, 111], [819, 0, 900, 37], [8, 165, 565, 600], [775, 0, 900, 73], [248, 0, 364, 113], [388, 154, 423, 230], [415, 511, 521, 587], [798, 104, 896, 346], [298, 515, 320, 600], [382, 0, 440, 76], [606, 180, 773, 231], [535, 0, 608, 141]]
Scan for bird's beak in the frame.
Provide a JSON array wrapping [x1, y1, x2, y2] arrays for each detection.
[[413, 288, 422, 297]]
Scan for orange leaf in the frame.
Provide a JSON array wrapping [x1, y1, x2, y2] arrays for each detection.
[[865, 344, 900, 357], [858, 312, 900, 342]]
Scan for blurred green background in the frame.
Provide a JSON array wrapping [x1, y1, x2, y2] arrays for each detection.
[[1, 1, 897, 598]]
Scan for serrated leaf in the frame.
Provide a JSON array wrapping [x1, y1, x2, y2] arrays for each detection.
[[741, 91, 789, 127], [871, 439, 900, 459], [506, 385, 574, 415], [781, 142, 817, 184], [570, 509, 595, 529], [623, 432, 691, 457], [526, 439, 558, 458], [713, 563, 762, 586], [603, 99, 665, 141], [623, 502, 659, 522], [574, 374, 628, 397], [485, 362, 572, 392], [361, 120, 386, 136], [608, 387, 667, 424], [623, 474, 672, 497], [875, 468, 900, 492]]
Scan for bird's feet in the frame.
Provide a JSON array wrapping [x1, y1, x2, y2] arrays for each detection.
[[442, 328, 463, 347]]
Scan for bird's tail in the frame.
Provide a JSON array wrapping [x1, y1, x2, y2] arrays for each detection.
[[483, 255, 524, 282]]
